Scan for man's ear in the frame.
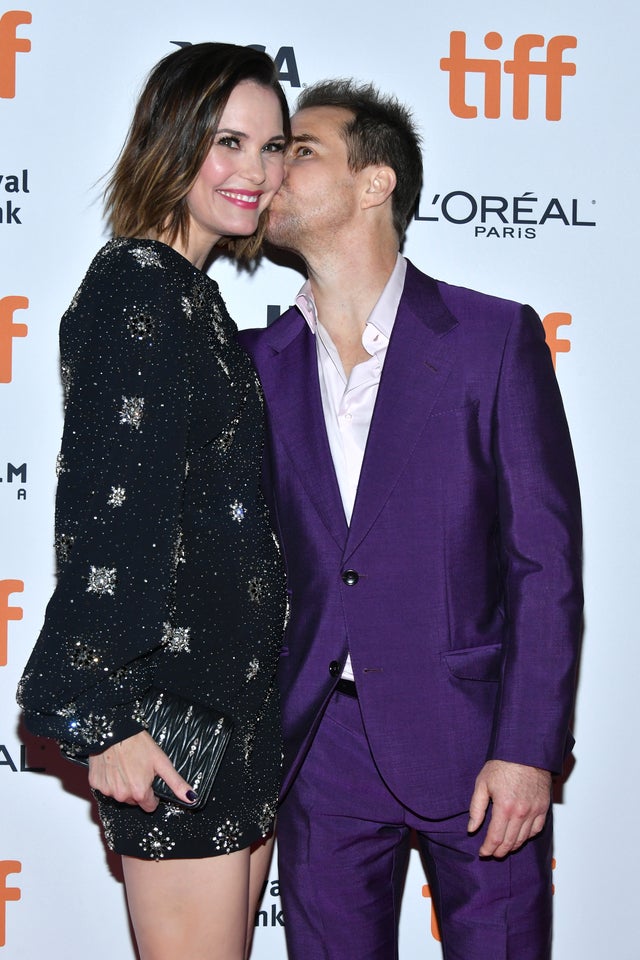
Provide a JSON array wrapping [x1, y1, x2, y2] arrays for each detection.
[[360, 165, 397, 210]]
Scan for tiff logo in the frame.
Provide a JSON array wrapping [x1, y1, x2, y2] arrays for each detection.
[[0, 295, 28, 382], [0, 579, 23, 667], [421, 885, 441, 942], [441, 32, 577, 120], [543, 312, 572, 369], [0, 10, 31, 99], [0, 861, 21, 947]]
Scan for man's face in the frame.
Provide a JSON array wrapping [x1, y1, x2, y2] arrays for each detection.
[[266, 105, 363, 255]]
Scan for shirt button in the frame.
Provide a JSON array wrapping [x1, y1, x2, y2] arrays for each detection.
[[329, 660, 341, 677], [342, 570, 359, 586], [344, 413, 352, 421]]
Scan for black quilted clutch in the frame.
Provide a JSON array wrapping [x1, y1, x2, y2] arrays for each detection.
[[69, 689, 233, 811], [140, 689, 233, 809]]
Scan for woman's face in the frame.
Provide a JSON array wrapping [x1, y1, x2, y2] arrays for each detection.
[[184, 80, 286, 264]]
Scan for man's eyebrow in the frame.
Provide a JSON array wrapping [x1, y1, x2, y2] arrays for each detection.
[[290, 133, 322, 145]]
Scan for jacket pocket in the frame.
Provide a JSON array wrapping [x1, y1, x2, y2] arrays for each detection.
[[443, 643, 503, 682]]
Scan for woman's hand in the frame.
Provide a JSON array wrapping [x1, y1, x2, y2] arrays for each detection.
[[88, 730, 196, 812]]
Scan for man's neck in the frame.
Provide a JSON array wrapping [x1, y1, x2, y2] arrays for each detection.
[[305, 244, 399, 375]]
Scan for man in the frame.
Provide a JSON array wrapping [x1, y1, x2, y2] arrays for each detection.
[[240, 80, 582, 960]]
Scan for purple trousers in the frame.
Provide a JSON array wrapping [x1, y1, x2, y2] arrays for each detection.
[[277, 688, 553, 960]]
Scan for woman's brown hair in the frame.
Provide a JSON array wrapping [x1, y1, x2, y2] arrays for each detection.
[[104, 42, 290, 260]]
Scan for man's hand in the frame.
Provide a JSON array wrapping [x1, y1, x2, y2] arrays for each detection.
[[467, 759, 552, 858], [88, 730, 196, 813]]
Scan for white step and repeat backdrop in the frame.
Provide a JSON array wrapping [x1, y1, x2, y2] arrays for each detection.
[[1, 1, 638, 957]]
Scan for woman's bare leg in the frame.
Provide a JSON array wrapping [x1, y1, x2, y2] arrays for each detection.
[[245, 834, 275, 958], [123, 849, 250, 960]]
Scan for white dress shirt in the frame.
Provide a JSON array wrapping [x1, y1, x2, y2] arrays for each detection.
[[295, 255, 407, 681]]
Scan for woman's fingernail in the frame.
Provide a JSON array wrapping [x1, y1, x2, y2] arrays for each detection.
[[186, 790, 198, 802]]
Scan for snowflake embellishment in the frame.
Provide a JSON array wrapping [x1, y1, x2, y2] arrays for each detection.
[[131, 699, 150, 728], [70, 640, 101, 670], [229, 501, 246, 522], [181, 295, 193, 319], [119, 395, 144, 429], [258, 800, 277, 837], [68, 285, 82, 312], [56, 452, 66, 477], [271, 529, 282, 554], [214, 819, 241, 854], [173, 528, 186, 567], [245, 658, 260, 681], [163, 803, 187, 819], [161, 621, 191, 654], [56, 701, 77, 720], [209, 318, 226, 347], [60, 362, 73, 404], [100, 811, 116, 851], [109, 665, 130, 690], [107, 485, 126, 507], [86, 565, 117, 596], [252, 372, 264, 405], [129, 245, 163, 269], [217, 422, 237, 453], [191, 283, 207, 310], [99, 237, 127, 258], [72, 712, 114, 747], [127, 313, 155, 341], [216, 355, 231, 379], [15, 670, 32, 708], [139, 827, 176, 861], [211, 300, 225, 322], [247, 577, 264, 604], [55, 531, 75, 564], [241, 725, 256, 763]]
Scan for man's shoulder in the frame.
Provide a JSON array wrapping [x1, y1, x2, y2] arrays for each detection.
[[405, 260, 525, 318], [403, 260, 531, 340]]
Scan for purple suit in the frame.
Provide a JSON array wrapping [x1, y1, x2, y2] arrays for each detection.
[[240, 261, 582, 958]]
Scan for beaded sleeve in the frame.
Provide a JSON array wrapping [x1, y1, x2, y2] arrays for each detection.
[[18, 240, 197, 755]]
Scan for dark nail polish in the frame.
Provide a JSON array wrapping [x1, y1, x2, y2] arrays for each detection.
[[186, 789, 198, 802]]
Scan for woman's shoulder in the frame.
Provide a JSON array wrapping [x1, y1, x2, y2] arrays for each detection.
[[61, 239, 210, 358], [70, 239, 206, 320], [83, 237, 196, 284]]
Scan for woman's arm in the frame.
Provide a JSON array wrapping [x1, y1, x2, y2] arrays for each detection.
[[19, 241, 196, 759]]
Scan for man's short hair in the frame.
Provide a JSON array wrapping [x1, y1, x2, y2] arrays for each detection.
[[297, 79, 423, 241]]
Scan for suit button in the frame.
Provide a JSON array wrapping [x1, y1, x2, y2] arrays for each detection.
[[329, 661, 341, 677], [342, 569, 359, 585]]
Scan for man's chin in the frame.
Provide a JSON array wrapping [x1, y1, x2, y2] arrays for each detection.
[[265, 217, 292, 250]]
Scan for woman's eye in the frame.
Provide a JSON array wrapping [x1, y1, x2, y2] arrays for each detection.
[[263, 141, 285, 153], [217, 136, 240, 149]]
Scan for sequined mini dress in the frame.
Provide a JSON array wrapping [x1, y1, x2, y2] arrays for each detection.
[[18, 238, 287, 859]]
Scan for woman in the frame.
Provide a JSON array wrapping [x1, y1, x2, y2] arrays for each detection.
[[17, 42, 289, 960]]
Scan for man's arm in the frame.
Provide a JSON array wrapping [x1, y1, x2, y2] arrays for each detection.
[[467, 304, 582, 855]]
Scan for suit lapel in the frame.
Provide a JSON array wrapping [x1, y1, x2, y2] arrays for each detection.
[[344, 266, 458, 563], [261, 312, 348, 548]]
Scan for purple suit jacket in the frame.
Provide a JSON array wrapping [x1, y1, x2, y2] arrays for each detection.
[[239, 261, 582, 818]]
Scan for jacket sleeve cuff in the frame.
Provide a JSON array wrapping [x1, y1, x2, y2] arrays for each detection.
[[56, 700, 148, 760]]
